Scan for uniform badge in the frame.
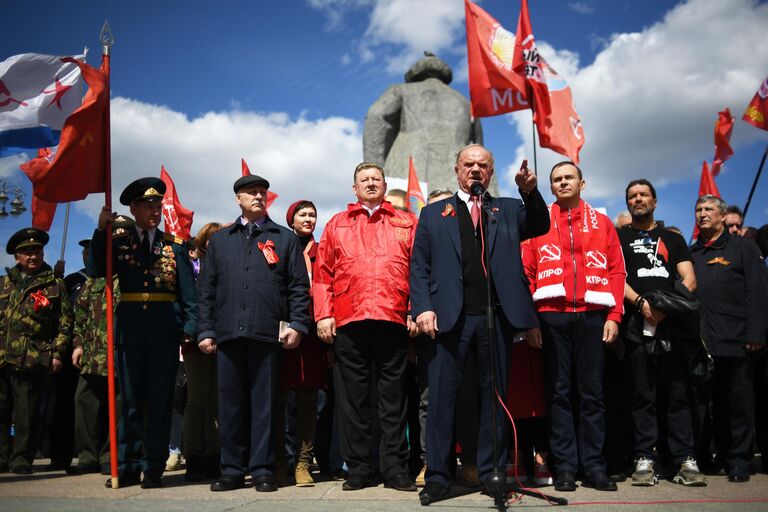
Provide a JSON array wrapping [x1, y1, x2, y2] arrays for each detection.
[[707, 256, 730, 266], [442, 204, 455, 217]]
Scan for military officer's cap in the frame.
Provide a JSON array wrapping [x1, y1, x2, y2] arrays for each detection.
[[78, 239, 92, 248], [113, 214, 136, 236], [233, 174, 270, 193], [6, 227, 49, 254], [119, 177, 166, 206]]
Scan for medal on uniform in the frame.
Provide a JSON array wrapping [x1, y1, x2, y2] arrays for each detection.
[[258, 240, 280, 264]]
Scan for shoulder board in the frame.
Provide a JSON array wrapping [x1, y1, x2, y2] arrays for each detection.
[[163, 233, 184, 244]]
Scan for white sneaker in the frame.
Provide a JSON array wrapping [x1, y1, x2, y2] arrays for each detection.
[[165, 452, 183, 472], [533, 461, 553, 486], [673, 457, 707, 487], [631, 457, 657, 486]]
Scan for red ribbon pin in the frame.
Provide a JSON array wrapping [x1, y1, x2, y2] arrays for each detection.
[[30, 290, 50, 311], [258, 240, 280, 264]]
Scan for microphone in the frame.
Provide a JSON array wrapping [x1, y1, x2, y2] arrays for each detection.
[[469, 182, 485, 197]]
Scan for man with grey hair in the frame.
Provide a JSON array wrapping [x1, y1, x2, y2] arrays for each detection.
[[690, 194, 768, 482]]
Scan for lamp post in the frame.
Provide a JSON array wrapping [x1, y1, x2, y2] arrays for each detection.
[[0, 181, 27, 218]]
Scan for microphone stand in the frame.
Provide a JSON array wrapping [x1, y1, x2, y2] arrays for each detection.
[[473, 184, 567, 510]]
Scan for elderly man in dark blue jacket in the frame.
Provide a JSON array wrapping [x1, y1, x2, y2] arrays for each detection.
[[691, 194, 768, 483], [197, 174, 310, 492]]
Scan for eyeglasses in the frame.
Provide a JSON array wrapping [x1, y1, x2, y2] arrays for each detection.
[[639, 231, 653, 247]]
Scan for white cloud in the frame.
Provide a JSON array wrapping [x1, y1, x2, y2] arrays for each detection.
[[504, 0, 768, 212], [75, 98, 363, 235], [568, 2, 596, 14], [306, 0, 373, 30]]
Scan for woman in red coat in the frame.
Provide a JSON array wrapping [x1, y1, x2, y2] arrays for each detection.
[[275, 200, 327, 487]]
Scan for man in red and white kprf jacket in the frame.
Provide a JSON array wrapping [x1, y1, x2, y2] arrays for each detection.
[[521, 162, 625, 493]]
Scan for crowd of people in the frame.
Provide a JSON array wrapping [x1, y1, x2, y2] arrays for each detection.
[[1, 144, 767, 506]]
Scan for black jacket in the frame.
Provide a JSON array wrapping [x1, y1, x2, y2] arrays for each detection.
[[690, 230, 768, 357], [197, 217, 310, 345]]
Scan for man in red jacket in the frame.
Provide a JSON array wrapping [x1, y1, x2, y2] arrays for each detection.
[[314, 162, 417, 492], [522, 162, 625, 492]]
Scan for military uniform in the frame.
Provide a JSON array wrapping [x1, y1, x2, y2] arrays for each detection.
[[0, 228, 73, 473], [71, 275, 121, 473], [90, 179, 196, 486]]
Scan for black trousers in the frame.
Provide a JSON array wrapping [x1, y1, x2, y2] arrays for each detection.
[[74, 373, 112, 467], [332, 320, 408, 481], [0, 367, 44, 470], [425, 314, 509, 488], [623, 340, 695, 466], [49, 358, 78, 466], [712, 356, 755, 471], [753, 350, 768, 469], [217, 339, 279, 478], [541, 310, 607, 475]]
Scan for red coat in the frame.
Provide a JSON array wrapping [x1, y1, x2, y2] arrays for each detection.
[[282, 239, 326, 389], [314, 201, 415, 327]]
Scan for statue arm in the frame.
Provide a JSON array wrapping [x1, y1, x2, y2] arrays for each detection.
[[363, 85, 402, 165]]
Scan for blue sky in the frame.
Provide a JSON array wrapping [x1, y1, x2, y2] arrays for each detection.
[[1, 0, 767, 271]]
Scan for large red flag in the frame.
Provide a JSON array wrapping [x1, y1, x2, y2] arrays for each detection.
[[742, 76, 768, 131], [406, 156, 425, 217], [464, 0, 528, 117], [512, 0, 550, 119], [19, 147, 57, 230], [23, 56, 108, 202], [692, 161, 721, 240], [160, 166, 194, 240], [241, 157, 278, 209], [712, 108, 734, 176]]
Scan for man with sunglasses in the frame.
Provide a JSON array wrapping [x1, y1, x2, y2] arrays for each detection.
[[618, 179, 705, 487]]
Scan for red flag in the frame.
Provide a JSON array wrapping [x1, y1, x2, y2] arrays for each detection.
[[160, 166, 194, 240], [712, 108, 734, 176], [512, 0, 551, 119], [742, 76, 768, 131], [22, 56, 108, 203], [656, 238, 669, 264], [513, 0, 584, 162], [692, 161, 721, 240], [406, 156, 425, 217], [464, 0, 528, 117], [241, 157, 278, 209], [19, 148, 58, 230]]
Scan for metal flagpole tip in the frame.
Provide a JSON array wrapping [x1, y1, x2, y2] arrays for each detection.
[[100, 20, 114, 54]]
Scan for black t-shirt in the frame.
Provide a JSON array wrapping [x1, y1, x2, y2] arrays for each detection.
[[618, 226, 692, 295]]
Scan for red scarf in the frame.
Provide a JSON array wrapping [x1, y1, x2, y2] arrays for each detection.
[[530, 200, 615, 308]]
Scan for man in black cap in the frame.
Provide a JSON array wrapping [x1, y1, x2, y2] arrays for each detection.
[[90, 177, 197, 488], [0, 228, 73, 474], [197, 173, 310, 492]]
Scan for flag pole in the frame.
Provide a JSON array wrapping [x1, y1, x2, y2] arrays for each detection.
[[59, 203, 71, 262], [531, 116, 538, 176], [743, 143, 768, 220], [99, 20, 118, 489]]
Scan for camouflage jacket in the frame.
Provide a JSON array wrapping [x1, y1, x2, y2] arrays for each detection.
[[0, 264, 73, 374], [73, 276, 120, 376]]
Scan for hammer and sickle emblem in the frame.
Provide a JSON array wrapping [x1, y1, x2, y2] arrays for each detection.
[[585, 250, 608, 269], [538, 244, 561, 263]]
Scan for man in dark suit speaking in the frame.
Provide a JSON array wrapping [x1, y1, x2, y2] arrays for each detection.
[[409, 144, 549, 504]]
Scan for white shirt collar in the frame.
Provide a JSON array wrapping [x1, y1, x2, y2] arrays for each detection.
[[360, 202, 382, 216], [456, 189, 472, 206], [135, 227, 157, 244]]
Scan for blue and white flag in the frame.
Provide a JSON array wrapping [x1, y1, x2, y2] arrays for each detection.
[[0, 51, 86, 157]]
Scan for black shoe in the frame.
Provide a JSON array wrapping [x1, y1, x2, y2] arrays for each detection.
[[0, 464, 9, 473], [384, 472, 417, 491], [342, 474, 373, 491], [253, 475, 278, 492], [46, 461, 72, 471], [11, 465, 33, 475], [210, 475, 245, 491], [419, 482, 450, 506], [105, 472, 141, 488], [141, 471, 163, 489], [582, 471, 618, 491], [66, 463, 101, 475], [728, 467, 750, 482], [185, 456, 205, 482], [554, 471, 577, 492]]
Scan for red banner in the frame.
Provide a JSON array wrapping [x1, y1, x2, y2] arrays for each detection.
[[712, 108, 734, 176], [160, 166, 194, 240], [19, 147, 57, 230], [742, 76, 768, 131], [241, 157, 278, 209], [692, 161, 721, 240], [464, 0, 528, 117], [407, 156, 425, 217]]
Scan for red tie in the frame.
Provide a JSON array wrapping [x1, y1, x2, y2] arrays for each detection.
[[470, 195, 481, 228]]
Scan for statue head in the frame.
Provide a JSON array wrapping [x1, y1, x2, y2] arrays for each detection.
[[405, 51, 452, 85]]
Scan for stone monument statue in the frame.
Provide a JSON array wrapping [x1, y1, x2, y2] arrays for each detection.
[[364, 52, 495, 194]]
